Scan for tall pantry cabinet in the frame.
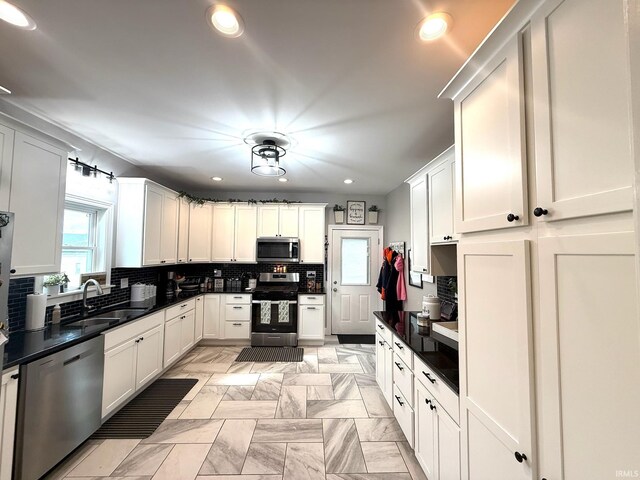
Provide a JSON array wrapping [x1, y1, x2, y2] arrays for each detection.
[[440, 0, 639, 479]]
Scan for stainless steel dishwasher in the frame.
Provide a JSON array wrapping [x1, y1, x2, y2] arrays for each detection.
[[14, 335, 105, 480]]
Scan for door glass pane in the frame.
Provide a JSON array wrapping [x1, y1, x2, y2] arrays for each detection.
[[341, 238, 369, 285], [62, 209, 92, 246]]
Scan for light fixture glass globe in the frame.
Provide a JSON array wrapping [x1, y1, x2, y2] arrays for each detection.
[[207, 4, 244, 38], [417, 12, 452, 41]]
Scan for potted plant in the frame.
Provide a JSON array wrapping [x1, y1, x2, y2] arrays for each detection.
[[368, 205, 380, 224], [43, 273, 69, 296], [333, 204, 345, 224]]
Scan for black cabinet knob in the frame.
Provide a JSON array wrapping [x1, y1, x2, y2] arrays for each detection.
[[533, 207, 548, 217], [429, 404, 436, 411], [425, 398, 431, 405], [378, 340, 384, 346], [514, 451, 527, 463], [507, 213, 519, 222], [11, 373, 19, 380], [10, 269, 15, 274]]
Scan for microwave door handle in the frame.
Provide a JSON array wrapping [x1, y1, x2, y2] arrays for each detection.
[[289, 242, 292, 257]]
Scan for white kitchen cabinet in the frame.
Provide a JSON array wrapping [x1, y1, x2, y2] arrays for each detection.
[[9, 131, 67, 276], [212, 204, 257, 263], [0, 367, 19, 480], [452, 36, 528, 234], [188, 202, 212, 263], [298, 204, 326, 263], [203, 294, 222, 339], [164, 309, 196, 367], [457, 240, 534, 480], [102, 338, 137, 418], [234, 205, 257, 262], [0, 123, 14, 212], [407, 171, 429, 274], [437, 404, 461, 480], [393, 385, 414, 448], [177, 197, 190, 263], [194, 295, 204, 342], [536, 232, 639, 480], [222, 294, 251, 340], [257, 204, 299, 237], [142, 184, 163, 265], [134, 323, 164, 388], [160, 193, 179, 264], [375, 333, 394, 409], [531, 0, 633, 222], [180, 310, 195, 353], [298, 305, 325, 341], [429, 147, 456, 245]]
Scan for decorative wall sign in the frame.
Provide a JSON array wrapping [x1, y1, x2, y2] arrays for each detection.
[[346, 201, 366, 224]]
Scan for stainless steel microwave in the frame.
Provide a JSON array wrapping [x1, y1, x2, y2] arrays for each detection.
[[256, 237, 299, 263]]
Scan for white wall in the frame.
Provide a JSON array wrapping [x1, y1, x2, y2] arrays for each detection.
[[385, 182, 437, 311]]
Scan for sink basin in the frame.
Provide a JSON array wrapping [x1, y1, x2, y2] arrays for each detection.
[[66, 308, 147, 328], [66, 317, 120, 328]]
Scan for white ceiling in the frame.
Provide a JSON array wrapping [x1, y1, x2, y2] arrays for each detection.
[[0, 0, 514, 194]]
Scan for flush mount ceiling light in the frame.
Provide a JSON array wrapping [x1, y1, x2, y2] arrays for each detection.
[[417, 12, 452, 41], [211, 176, 223, 181], [0, 0, 36, 30], [251, 139, 286, 177], [344, 179, 354, 184], [278, 178, 288, 183], [207, 4, 244, 38], [0, 85, 11, 94]]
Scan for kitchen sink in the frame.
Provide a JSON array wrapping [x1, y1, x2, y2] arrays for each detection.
[[66, 308, 147, 328]]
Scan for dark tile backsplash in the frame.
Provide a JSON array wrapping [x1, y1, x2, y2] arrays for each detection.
[[437, 276, 457, 305], [6, 262, 324, 333]]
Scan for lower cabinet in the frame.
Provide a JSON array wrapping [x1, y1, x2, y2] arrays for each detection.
[[393, 385, 415, 448], [203, 294, 251, 341], [195, 296, 204, 342], [0, 367, 19, 480], [164, 309, 195, 367], [203, 294, 222, 339], [102, 311, 165, 418], [375, 334, 393, 408], [298, 295, 325, 340], [224, 321, 250, 339]]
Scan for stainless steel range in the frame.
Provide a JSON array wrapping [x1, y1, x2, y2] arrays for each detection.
[[251, 272, 299, 347]]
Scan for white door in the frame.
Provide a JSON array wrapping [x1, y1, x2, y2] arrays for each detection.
[[299, 206, 325, 263], [135, 324, 163, 388], [180, 310, 196, 353], [142, 184, 163, 266], [437, 403, 461, 480], [0, 124, 14, 212], [536, 232, 639, 480], [234, 205, 257, 262], [188, 203, 212, 263], [375, 335, 386, 390], [429, 153, 456, 244], [194, 296, 204, 342], [102, 338, 137, 418], [279, 205, 299, 237], [330, 228, 382, 334], [298, 305, 325, 340], [163, 316, 182, 367], [211, 204, 235, 262], [203, 294, 221, 339], [160, 192, 178, 264], [409, 173, 429, 273], [257, 205, 279, 237], [177, 198, 190, 264], [415, 381, 438, 480]]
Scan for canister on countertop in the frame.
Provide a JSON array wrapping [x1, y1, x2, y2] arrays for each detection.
[[422, 294, 441, 320]]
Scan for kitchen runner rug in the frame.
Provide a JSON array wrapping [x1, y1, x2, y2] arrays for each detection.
[[236, 347, 304, 362], [91, 378, 198, 439], [337, 334, 376, 345]]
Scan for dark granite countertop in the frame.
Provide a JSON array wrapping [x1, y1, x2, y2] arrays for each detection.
[[373, 311, 459, 394], [3, 292, 206, 370], [298, 291, 326, 295]]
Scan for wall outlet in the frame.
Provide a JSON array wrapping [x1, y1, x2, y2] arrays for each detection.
[[120, 278, 129, 289], [306, 271, 316, 278]]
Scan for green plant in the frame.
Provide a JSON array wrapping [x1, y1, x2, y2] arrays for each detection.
[[368, 205, 380, 212], [333, 204, 345, 211], [43, 273, 69, 287]]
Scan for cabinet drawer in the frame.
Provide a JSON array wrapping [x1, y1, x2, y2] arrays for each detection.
[[224, 321, 250, 339], [414, 353, 459, 424], [393, 353, 414, 407], [224, 294, 251, 305], [165, 298, 196, 319], [375, 318, 392, 344], [298, 294, 324, 305], [103, 311, 164, 351], [224, 304, 251, 321], [392, 338, 413, 369], [393, 385, 414, 447]]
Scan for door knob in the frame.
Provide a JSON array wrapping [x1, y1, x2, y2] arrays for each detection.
[[533, 207, 548, 217], [507, 213, 519, 222], [332, 288, 337, 292], [333, 281, 337, 284]]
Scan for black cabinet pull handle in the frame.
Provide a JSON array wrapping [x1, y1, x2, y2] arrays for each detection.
[[11, 373, 19, 380], [425, 398, 431, 405], [514, 451, 527, 463], [394, 395, 404, 406], [423, 371, 436, 383], [533, 207, 548, 217], [507, 213, 519, 222], [429, 403, 436, 411], [140, 337, 144, 341], [394, 362, 404, 371], [378, 340, 384, 346], [377, 325, 384, 330], [394, 342, 403, 349]]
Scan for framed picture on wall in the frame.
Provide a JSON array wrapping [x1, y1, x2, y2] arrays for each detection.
[[408, 248, 423, 288], [346, 201, 366, 224]]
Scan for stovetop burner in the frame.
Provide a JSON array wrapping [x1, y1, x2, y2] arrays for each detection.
[[253, 272, 300, 300]]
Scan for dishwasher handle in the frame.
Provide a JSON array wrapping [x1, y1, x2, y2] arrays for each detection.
[[63, 355, 81, 366]]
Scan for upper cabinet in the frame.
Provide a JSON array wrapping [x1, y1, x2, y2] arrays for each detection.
[[211, 204, 257, 263], [0, 124, 15, 212], [407, 171, 429, 274], [9, 132, 67, 276], [298, 205, 325, 263], [177, 197, 190, 263], [429, 147, 456, 245], [187, 202, 212, 263], [116, 179, 178, 267], [257, 204, 300, 238]]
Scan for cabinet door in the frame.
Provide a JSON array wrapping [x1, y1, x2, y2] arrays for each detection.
[[188, 203, 212, 262], [299, 206, 325, 263], [9, 132, 66, 276], [454, 36, 527, 233], [224, 321, 251, 339], [211, 204, 235, 262], [203, 294, 222, 339], [177, 197, 190, 264], [457, 240, 534, 480], [298, 305, 325, 340], [180, 310, 196, 353], [257, 205, 279, 237], [135, 324, 164, 389], [279, 205, 299, 237], [409, 174, 429, 273], [0, 368, 18, 480], [234, 205, 257, 262], [160, 192, 179, 264], [437, 404, 461, 480], [531, 0, 633, 221], [537, 232, 639, 480], [0, 124, 14, 212], [382, 342, 394, 407], [142, 184, 163, 266], [163, 316, 182, 367], [102, 338, 137, 418], [415, 381, 438, 480], [194, 296, 204, 342], [429, 154, 456, 244], [375, 335, 386, 392]]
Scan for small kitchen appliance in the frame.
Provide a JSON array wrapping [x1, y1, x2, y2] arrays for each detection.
[[256, 237, 300, 263], [251, 272, 299, 346]]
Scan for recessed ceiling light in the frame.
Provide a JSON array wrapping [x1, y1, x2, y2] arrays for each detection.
[[0, 0, 36, 30], [278, 178, 288, 183], [0, 85, 11, 95], [417, 12, 452, 41], [206, 4, 244, 38], [211, 176, 223, 181], [344, 179, 354, 184]]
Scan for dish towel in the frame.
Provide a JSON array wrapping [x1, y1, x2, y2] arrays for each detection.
[[260, 300, 272, 324], [278, 300, 290, 323]]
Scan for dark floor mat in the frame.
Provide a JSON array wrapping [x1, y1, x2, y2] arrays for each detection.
[[337, 334, 376, 345], [91, 378, 198, 439], [236, 347, 304, 362]]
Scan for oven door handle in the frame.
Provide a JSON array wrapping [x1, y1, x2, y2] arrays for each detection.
[[252, 300, 298, 304]]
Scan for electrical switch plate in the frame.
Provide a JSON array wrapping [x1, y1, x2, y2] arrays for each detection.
[[307, 271, 316, 278], [120, 278, 129, 289]]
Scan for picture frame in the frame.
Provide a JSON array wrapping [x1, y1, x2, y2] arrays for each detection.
[[346, 200, 366, 225], [408, 248, 423, 288]]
